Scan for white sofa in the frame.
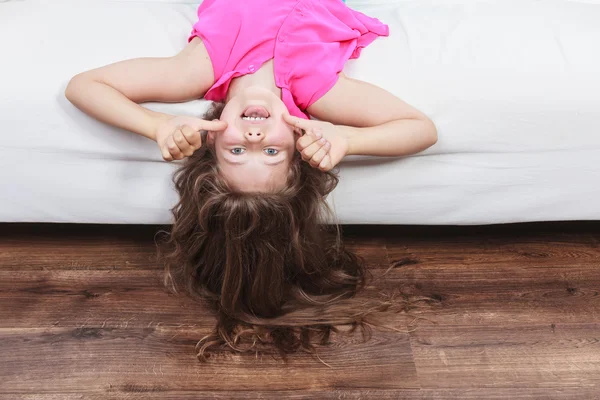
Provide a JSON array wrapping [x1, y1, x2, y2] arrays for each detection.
[[1, 0, 599, 225]]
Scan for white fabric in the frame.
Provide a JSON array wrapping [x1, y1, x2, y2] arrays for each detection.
[[1, 0, 599, 225]]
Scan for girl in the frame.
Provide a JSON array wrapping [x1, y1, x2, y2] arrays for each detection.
[[65, 0, 437, 363]]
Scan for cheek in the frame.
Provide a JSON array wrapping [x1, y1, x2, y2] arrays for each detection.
[[220, 112, 238, 127], [217, 126, 241, 147], [220, 103, 240, 125], [284, 125, 298, 142]]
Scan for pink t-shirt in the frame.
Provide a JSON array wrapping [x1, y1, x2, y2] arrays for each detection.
[[188, 0, 389, 119]]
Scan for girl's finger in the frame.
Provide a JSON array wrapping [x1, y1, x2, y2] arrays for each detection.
[[301, 137, 328, 162], [309, 143, 329, 168], [180, 125, 202, 150], [319, 154, 331, 171], [166, 136, 184, 160], [297, 129, 323, 152], [161, 147, 174, 162], [204, 119, 228, 131], [283, 113, 311, 131], [173, 128, 194, 156]]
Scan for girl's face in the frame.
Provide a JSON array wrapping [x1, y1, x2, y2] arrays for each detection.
[[207, 86, 301, 193]]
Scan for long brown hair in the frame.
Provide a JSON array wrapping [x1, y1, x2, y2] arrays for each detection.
[[155, 102, 433, 365]]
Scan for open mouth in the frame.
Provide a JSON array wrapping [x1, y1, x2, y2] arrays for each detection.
[[241, 106, 270, 121]]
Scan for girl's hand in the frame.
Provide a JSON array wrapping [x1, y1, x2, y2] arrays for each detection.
[[155, 116, 227, 161], [283, 113, 349, 172]]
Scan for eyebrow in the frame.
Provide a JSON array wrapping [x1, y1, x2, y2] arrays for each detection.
[[223, 158, 286, 166]]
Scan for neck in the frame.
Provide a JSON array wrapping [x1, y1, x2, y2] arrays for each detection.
[[226, 61, 281, 102]]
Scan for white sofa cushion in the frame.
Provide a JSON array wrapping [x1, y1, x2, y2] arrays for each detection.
[[1, 0, 599, 224]]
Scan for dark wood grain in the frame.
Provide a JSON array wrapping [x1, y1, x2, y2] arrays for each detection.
[[382, 223, 600, 394], [1, 221, 599, 399], [4, 388, 600, 400], [0, 223, 417, 397]]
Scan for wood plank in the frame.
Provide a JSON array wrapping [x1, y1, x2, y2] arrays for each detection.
[[0, 224, 391, 272], [0, 224, 165, 271], [4, 387, 599, 399], [0, 227, 417, 394], [1, 269, 412, 330], [2, 221, 599, 398], [384, 231, 600, 268], [0, 239, 393, 329], [384, 232, 600, 325], [383, 227, 600, 391], [409, 323, 600, 389], [0, 326, 416, 392], [0, 269, 206, 329]]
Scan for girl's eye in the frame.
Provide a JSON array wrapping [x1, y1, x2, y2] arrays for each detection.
[[231, 148, 279, 155]]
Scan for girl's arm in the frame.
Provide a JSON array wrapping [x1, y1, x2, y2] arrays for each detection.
[[64, 37, 214, 141], [306, 73, 438, 157]]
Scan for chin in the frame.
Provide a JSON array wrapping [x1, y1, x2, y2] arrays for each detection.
[[244, 85, 277, 97]]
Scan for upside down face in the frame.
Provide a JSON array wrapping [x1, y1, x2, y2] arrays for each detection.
[[207, 86, 302, 193]]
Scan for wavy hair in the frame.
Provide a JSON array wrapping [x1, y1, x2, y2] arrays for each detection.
[[154, 102, 433, 365]]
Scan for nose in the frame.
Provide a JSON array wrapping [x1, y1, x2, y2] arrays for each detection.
[[244, 130, 264, 143]]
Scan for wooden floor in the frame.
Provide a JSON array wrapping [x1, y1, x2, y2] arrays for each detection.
[[0, 221, 599, 399]]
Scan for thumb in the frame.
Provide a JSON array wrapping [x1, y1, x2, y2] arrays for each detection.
[[193, 118, 227, 132], [282, 112, 309, 130]]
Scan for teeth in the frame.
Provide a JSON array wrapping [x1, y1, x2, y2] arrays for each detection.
[[242, 116, 267, 121]]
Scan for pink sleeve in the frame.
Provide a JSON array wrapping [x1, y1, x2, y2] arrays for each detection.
[[285, 1, 389, 112]]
